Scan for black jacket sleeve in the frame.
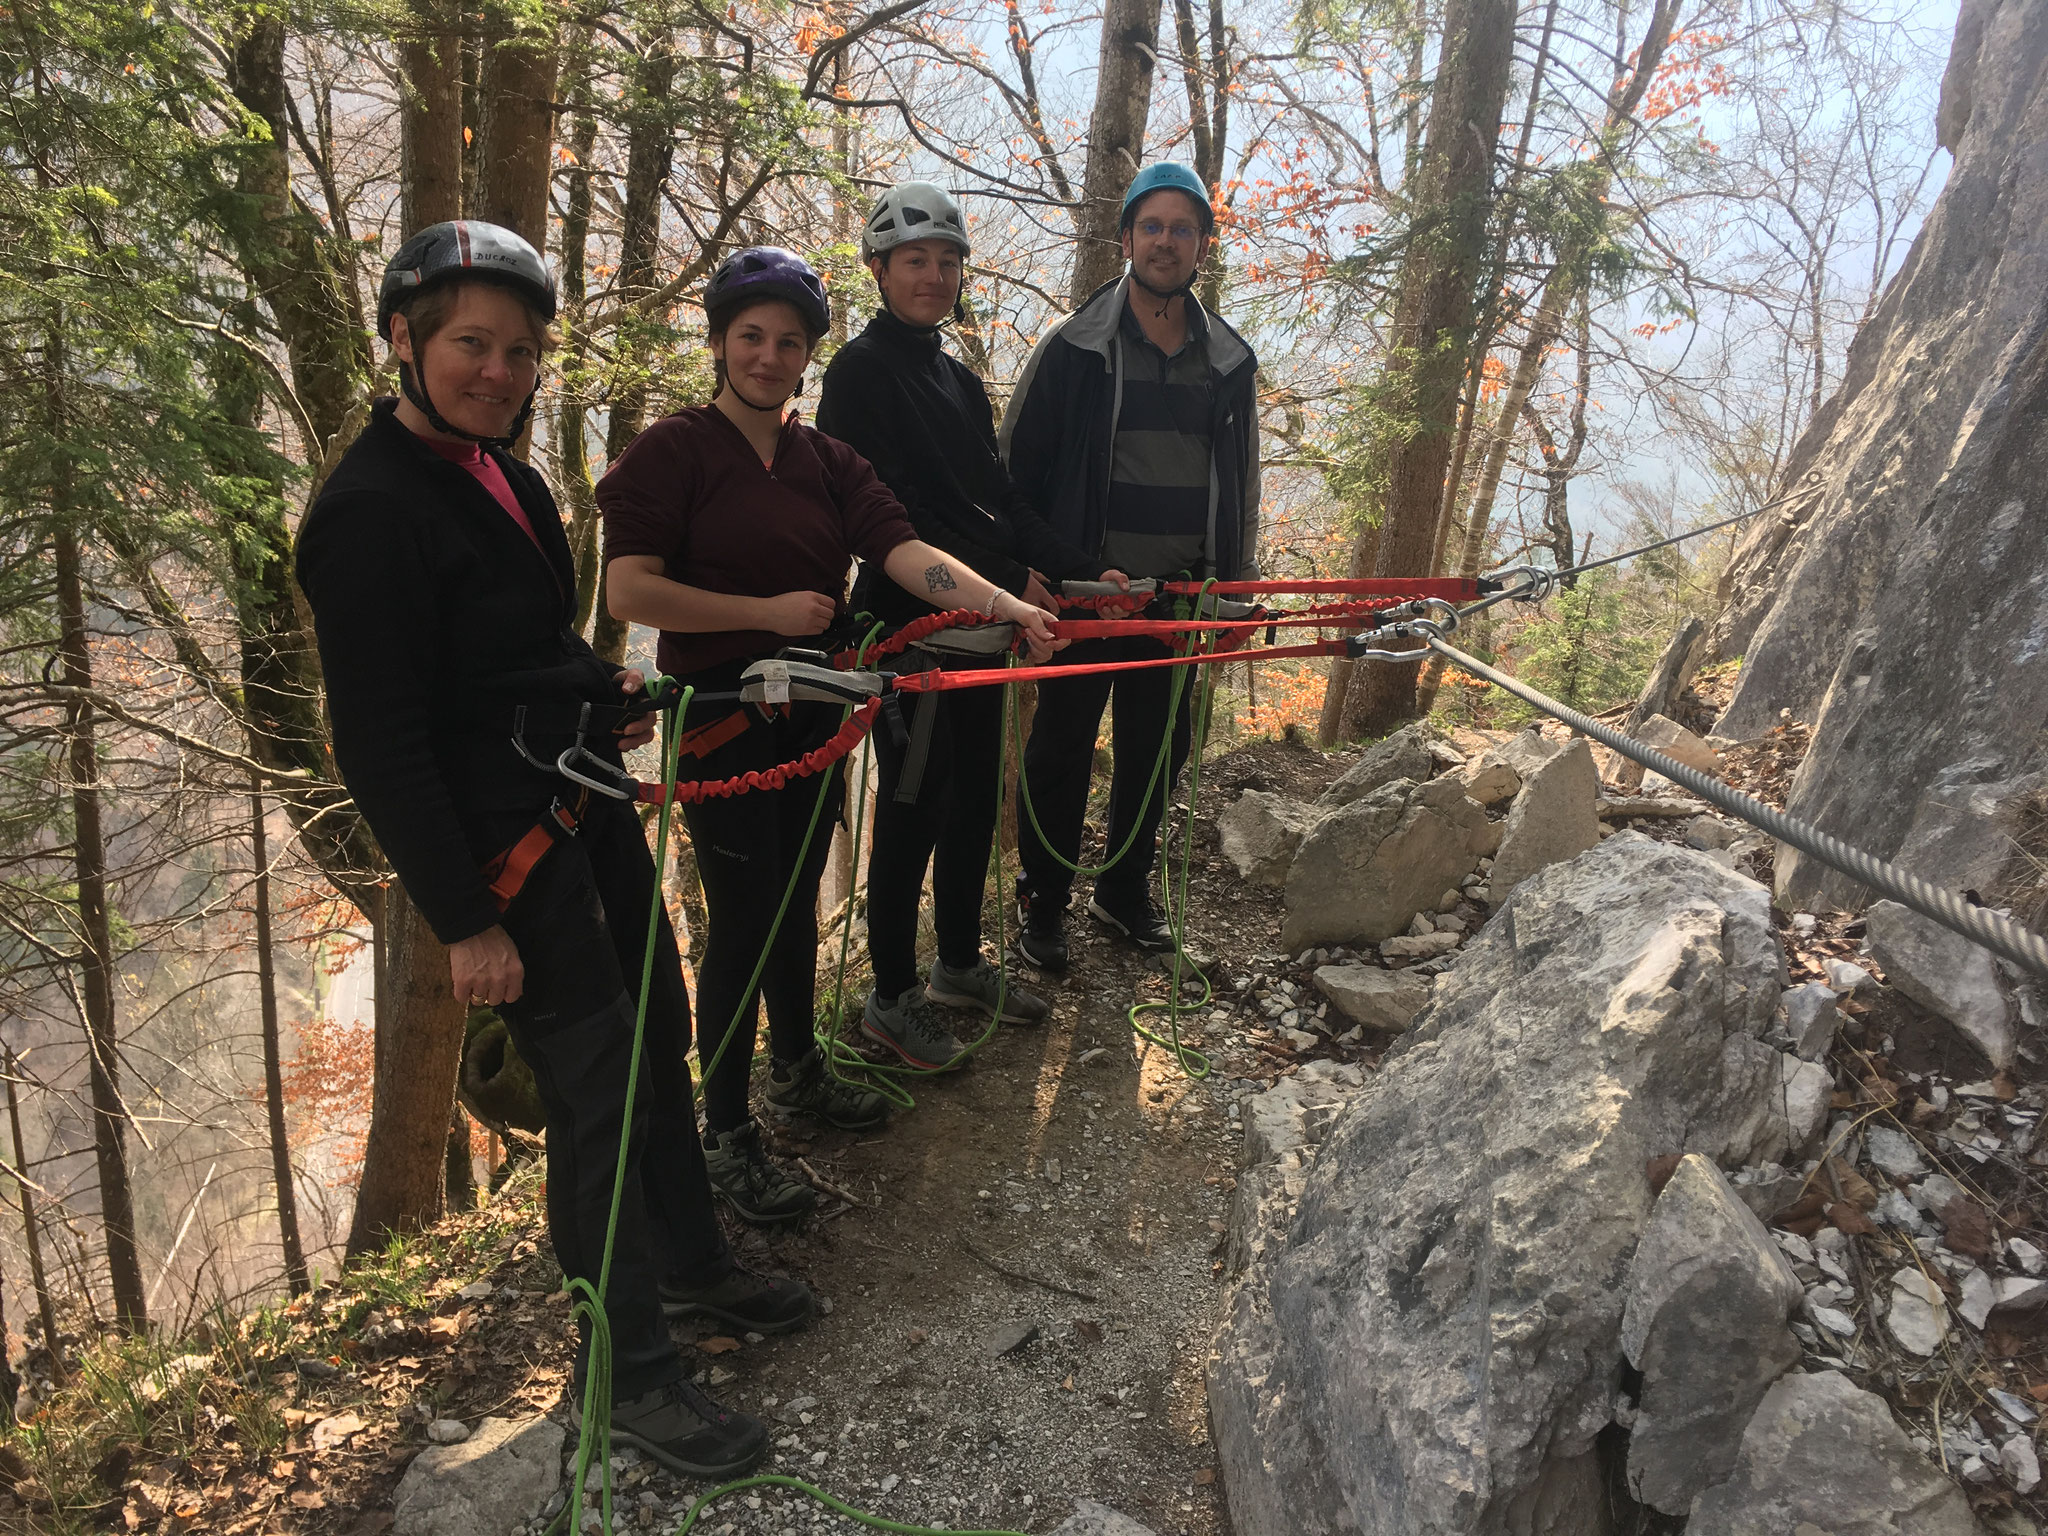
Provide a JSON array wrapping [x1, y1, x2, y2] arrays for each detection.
[[998, 330, 1073, 521], [817, 349, 1030, 594], [296, 491, 504, 946], [960, 378, 1096, 581]]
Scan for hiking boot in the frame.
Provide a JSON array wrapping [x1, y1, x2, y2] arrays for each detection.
[[1015, 891, 1069, 972], [701, 1121, 816, 1225], [604, 1378, 769, 1478], [766, 1045, 890, 1131], [661, 1257, 814, 1334], [1087, 894, 1176, 954], [860, 986, 968, 1071], [927, 957, 1050, 1027]]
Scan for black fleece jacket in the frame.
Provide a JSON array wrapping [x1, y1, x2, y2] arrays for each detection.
[[816, 309, 1098, 627], [295, 399, 628, 946]]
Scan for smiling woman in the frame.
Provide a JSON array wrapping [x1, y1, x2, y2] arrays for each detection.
[[596, 244, 1065, 1229], [296, 220, 811, 1483]]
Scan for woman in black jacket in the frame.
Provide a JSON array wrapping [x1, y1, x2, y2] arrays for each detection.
[[816, 184, 1130, 1065], [294, 221, 802, 1478]]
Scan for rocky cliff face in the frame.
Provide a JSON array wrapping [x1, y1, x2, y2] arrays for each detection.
[[1708, 0, 2048, 909]]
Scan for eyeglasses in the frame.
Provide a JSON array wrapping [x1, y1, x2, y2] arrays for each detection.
[[1134, 219, 1202, 243]]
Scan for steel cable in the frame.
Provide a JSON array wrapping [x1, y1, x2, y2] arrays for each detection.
[[1426, 637, 2048, 979]]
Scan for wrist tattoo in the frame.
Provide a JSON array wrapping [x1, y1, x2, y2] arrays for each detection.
[[924, 563, 958, 593]]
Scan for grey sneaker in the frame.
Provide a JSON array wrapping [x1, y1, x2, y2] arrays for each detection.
[[598, 1378, 769, 1477], [860, 986, 968, 1071], [927, 957, 1050, 1027], [701, 1121, 816, 1225]]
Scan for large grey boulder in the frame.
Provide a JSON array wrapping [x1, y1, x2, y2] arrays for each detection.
[[1707, 0, 2048, 912], [1489, 740, 1602, 899], [1217, 790, 1320, 888], [1867, 899, 2015, 1068], [1458, 729, 1562, 806], [1620, 1155, 1803, 1514], [1209, 1061, 1371, 1534], [1687, 1371, 1985, 1535], [1314, 963, 1434, 1033], [392, 1414, 565, 1536], [1282, 776, 1497, 951], [1633, 714, 1721, 776], [1212, 835, 1814, 1536], [1316, 722, 1443, 812]]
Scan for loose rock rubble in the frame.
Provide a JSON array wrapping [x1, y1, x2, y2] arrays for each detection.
[[1206, 711, 2048, 1536]]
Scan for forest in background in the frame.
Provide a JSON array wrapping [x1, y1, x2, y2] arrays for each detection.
[[0, 0, 1952, 1406]]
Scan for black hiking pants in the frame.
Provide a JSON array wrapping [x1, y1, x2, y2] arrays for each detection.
[[496, 796, 729, 1402], [1016, 631, 1195, 916], [866, 676, 1007, 1000]]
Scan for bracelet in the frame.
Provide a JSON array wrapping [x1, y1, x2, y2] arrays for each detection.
[[982, 589, 1005, 619]]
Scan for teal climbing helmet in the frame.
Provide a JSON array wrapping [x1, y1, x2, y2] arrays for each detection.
[[1120, 163, 1214, 232]]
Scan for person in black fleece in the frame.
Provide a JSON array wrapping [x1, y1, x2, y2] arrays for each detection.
[[294, 222, 805, 1479], [816, 182, 1131, 1058]]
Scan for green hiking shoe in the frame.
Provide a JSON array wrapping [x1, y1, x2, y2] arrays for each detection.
[[927, 957, 1050, 1027], [701, 1121, 816, 1225], [860, 986, 968, 1071], [766, 1046, 890, 1131]]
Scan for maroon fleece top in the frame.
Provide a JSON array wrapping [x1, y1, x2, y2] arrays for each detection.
[[598, 404, 917, 676]]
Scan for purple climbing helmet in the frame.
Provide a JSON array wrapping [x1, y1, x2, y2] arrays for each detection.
[[702, 246, 831, 339]]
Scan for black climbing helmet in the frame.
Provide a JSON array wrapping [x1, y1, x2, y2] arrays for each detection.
[[377, 220, 556, 449], [376, 220, 557, 342], [702, 246, 831, 340]]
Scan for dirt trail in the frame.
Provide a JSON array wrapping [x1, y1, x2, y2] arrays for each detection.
[[602, 735, 1356, 1535]]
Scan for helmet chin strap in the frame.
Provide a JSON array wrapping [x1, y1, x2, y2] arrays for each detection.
[[1129, 266, 1196, 319], [723, 373, 794, 416], [400, 362, 535, 451]]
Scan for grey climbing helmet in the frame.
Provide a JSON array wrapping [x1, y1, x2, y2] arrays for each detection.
[[861, 181, 970, 263]]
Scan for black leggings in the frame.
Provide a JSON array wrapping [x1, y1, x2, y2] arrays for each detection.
[[867, 677, 1006, 1000], [680, 699, 844, 1134], [495, 796, 727, 1402]]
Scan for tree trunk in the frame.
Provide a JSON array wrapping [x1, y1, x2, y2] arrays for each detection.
[[556, 37, 602, 634], [0, 1194, 14, 1423], [399, 9, 465, 236], [53, 522, 147, 1334], [250, 775, 310, 1296], [1338, 0, 1515, 739], [1068, 0, 1164, 304], [445, 1106, 476, 1214], [1170, 0, 1232, 312], [1315, 516, 1382, 745], [4, 1052, 64, 1386], [226, 13, 372, 456], [346, 883, 466, 1257], [475, 7, 560, 247], [594, 36, 680, 663]]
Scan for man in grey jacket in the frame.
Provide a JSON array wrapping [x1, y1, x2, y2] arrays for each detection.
[[1000, 163, 1261, 969]]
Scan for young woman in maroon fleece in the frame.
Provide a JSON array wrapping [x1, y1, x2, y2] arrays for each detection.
[[599, 247, 1060, 1223]]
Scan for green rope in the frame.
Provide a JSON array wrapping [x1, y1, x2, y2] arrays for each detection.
[[1124, 656, 1215, 1079], [1008, 627, 1198, 883], [556, 680, 694, 1536]]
